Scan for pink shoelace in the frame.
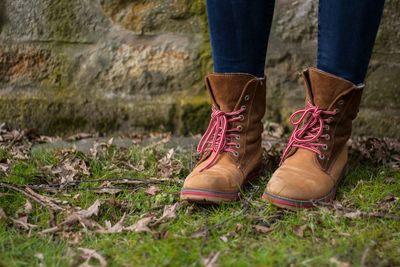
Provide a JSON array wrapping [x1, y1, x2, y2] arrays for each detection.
[[197, 105, 245, 171], [280, 101, 337, 165]]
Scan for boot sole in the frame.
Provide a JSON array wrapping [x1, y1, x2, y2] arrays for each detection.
[[180, 189, 240, 203], [180, 167, 261, 204], [262, 166, 347, 210], [262, 187, 337, 210]]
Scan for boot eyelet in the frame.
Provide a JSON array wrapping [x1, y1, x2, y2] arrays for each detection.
[[241, 105, 246, 110], [236, 143, 240, 148], [324, 125, 330, 131], [239, 115, 244, 121], [338, 100, 345, 105], [237, 125, 243, 132], [325, 134, 331, 140], [235, 135, 241, 140], [244, 95, 250, 101], [322, 144, 328, 150], [328, 117, 334, 123], [318, 154, 325, 160], [334, 108, 340, 114], [234, 152, 239, 157]]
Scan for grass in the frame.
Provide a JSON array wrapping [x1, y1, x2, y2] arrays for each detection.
[[0, 140, 399, 267]]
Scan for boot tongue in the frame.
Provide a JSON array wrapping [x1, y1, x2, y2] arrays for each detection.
[[305, 67, 355, 109], [206, 74, 255, 112]]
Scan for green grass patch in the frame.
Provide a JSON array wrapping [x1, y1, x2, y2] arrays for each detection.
[[0, 142, 399, 267]]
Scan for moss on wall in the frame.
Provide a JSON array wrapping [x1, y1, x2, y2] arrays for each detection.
[[0, 92, 173, 136], [189, 0, 212, 77], [44, 0, 80, 41], [178, 95, 211, 135]]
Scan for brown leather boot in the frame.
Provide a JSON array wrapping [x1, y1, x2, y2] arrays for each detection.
[[180, 73, 266, 203], [263, 67, 364, 209]]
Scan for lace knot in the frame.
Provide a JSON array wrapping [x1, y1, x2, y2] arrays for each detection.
[[197, 105, 245, 171], [280, 102, 336, 165]]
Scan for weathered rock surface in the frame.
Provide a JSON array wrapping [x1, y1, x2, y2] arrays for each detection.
[[0, 0, 398, 137]]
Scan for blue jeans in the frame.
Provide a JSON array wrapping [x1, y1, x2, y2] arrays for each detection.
[[207, 0, 385, 84]]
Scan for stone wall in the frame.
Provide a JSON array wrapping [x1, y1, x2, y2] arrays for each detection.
[[0, 0, 399, 137]]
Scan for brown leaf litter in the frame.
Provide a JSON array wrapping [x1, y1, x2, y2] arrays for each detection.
[[293, 224, 308, 237], [202, 252, 220, 267], [145, 185, 161, 196], [40, 199, 102, 234], [157, 148, 183, 178], [77, 248, 108, 267]]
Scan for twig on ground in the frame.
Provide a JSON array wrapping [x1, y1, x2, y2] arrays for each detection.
[[26, 177, 182, 191], [25, 187, 65, 211], [0, 182, 64, 211]]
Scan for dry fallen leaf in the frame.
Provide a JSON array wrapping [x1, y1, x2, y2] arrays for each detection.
[[220, 235, 228, 243], [11, 216, 38, 230], [34, 253, 45, 267], [235, 223, 244, 233], [157, 148, 183, 178], [0, 163, 9, 172], [145, 185, 161, 196], [202, 252, 220, 267], [51, 154, 90, 184], [77, 248, 107, 267], [107, 137, 114, 146], [342, 211, 362, 219], [252, 225, 274, 234], [191, 228, 208, 239], [293, 224, 308, 237], [68, 200, 102, 221], [60, 231, 85, 245], [377, 195, 398, 210], [40, 199, 102, 234], [1, 129, 24, 142], [90, 142, 99, 158], [24, 200, 33, 214], [154, 203, 179, 225], [15, 199, 32, 218], [97, 203, 179, 235], [98, 213, 126, 234], [349, 137, 400, 168], [125, 216, 156, 233], [11, 144, 31, 160]]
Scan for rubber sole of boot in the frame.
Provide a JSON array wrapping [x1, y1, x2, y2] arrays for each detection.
[[262, 166, 347, 210], [180, 167, 261, 204], [262, 187, 337, 210], [180, 189, 240, 203]]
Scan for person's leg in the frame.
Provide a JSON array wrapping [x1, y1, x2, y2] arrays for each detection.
[[206, 0, 275, 77], [317, 0, 385, 84], [181, 1, 275, 203], [264, 1, 386, 209]]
